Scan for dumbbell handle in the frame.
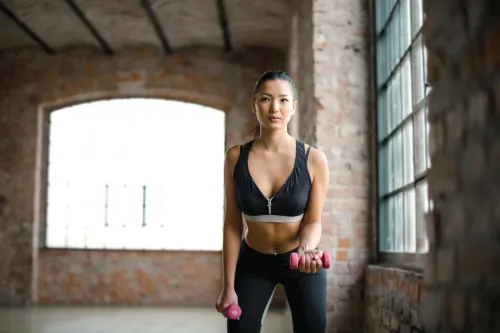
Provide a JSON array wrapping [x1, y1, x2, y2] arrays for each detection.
[[289, 251, 332, 270]]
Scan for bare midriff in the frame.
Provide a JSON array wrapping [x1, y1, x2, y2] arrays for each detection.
[[244, 220, 303, 254]]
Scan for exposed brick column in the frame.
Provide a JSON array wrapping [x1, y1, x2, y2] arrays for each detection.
[[422, 0, 500, 332], [287, 0, 372, 331], [296, 0, 316, 144], [286, 7, 300, 139], [313, 1, 371, 331]]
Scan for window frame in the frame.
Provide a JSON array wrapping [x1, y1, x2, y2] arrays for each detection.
[[372, 0, 430, 271], [38, 98, 226, 253]]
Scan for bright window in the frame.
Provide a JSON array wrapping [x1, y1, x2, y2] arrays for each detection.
[[45, 98, 225, 251], [375, 0, 431, 253]]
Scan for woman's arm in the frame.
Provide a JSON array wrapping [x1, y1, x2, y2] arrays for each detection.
[[299, 148, 329, 251], [221, 145, 244, 290]]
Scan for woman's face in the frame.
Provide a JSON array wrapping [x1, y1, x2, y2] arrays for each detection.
[[252, 79, 297, 130]]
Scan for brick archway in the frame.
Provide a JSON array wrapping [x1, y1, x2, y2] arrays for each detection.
[[0, 46, 285, 305]]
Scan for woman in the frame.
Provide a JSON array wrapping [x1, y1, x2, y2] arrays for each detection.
[[216, 71, 329, 333]]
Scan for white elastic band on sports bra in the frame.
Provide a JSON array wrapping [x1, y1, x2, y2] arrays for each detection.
[[243, 214, 304, 223]]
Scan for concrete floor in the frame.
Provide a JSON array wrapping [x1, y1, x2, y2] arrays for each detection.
[[0, 306, 286, 333]]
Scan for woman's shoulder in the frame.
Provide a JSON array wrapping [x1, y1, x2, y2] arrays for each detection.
[[299, 140, 328, 166], [224, 140, 253, 164]]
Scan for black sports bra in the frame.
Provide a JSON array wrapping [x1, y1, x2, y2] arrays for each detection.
[[233, 139, 312, 223]]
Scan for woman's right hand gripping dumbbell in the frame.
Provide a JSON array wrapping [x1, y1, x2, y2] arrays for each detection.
[[216, 286, 242, 320]]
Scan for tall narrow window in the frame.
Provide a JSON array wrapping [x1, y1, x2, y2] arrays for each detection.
[[374, 0, 430, 254], [45, 98, 226, 251]]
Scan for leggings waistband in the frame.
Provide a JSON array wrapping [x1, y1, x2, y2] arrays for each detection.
[[240, 238, 299, 260]]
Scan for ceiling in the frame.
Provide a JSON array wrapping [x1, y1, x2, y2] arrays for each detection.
[[0, 0, 290, 55]]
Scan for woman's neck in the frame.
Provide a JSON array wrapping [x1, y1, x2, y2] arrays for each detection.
[[255, 127, 294, 152]]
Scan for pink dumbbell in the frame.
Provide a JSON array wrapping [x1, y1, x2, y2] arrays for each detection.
[[216, 303, 241, 320], [226, 304, 242, 320], [289, 251, 332, 270]]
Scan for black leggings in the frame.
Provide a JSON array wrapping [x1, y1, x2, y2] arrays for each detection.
[[227, 239, 327, 333]]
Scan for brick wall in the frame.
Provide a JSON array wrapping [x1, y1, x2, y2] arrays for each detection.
[[365, 266, 424, 333], [285, 0, 372, 331], [0, 46, 288, 306], [421, 0, 500, 332]]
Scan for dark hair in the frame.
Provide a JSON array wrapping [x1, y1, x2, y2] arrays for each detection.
[[250, 71, 297, 139]]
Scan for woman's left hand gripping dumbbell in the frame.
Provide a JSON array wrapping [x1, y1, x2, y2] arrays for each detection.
[[216, 286, 242, 320], [290, 247, 331, 273]]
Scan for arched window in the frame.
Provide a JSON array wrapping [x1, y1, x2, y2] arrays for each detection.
[[44, 98, 226, 251]]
